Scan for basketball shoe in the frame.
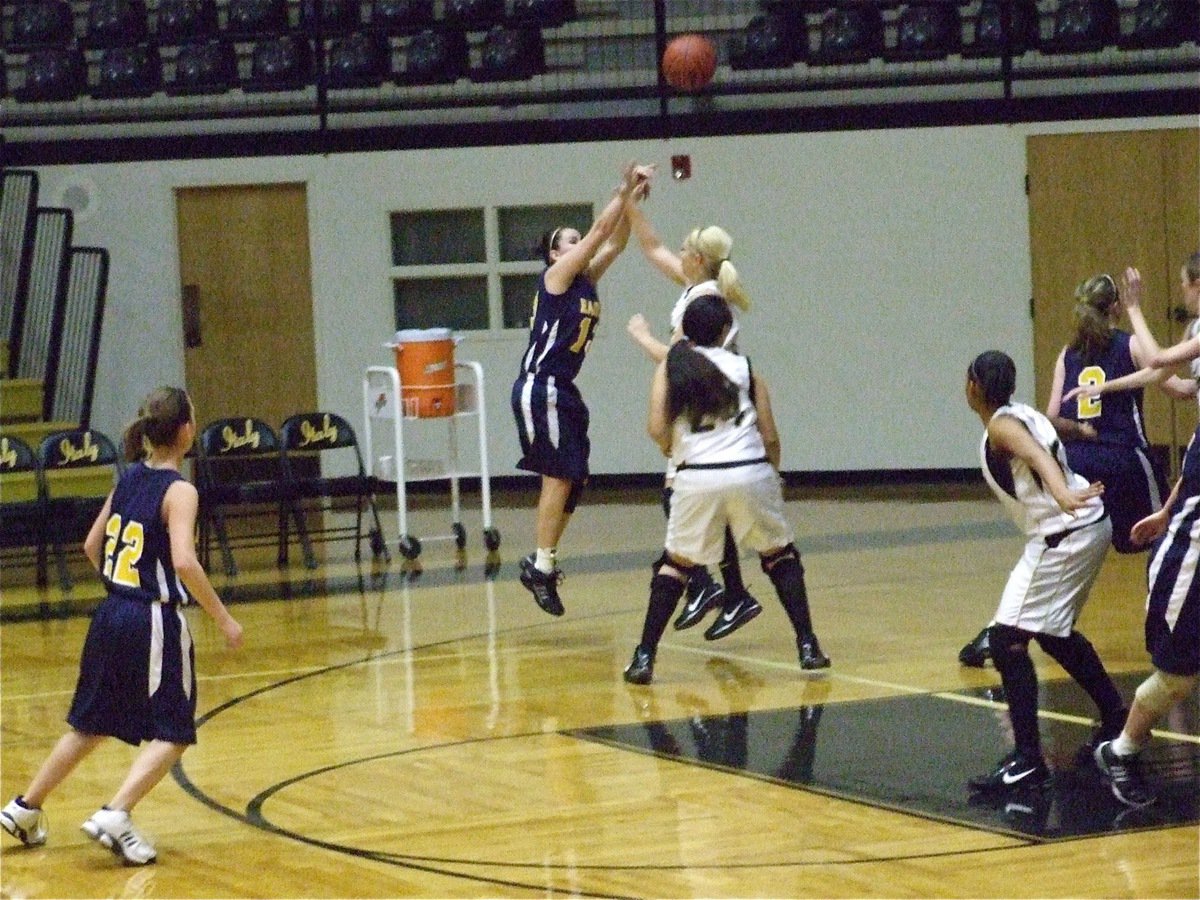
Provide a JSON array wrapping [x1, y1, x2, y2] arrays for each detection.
[[519, 554, 565, 617], [958, 627, 991, 667], [673, 574, 723, 630], [703, 591, 762, 641], [798, 633, 831, 670], [1, 796, 47, 846], [1094, 741, 1155, 808], [82, 808, 157, 866], [623, 645, 655, 685], [968, 750, 1051, 793]]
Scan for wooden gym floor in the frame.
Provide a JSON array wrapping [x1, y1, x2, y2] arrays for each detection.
[[1, 483, 1197, 899]]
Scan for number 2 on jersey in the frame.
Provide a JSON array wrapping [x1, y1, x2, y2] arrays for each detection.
[[1075, 365, 1104, 419], [103, 514, 144, 588]]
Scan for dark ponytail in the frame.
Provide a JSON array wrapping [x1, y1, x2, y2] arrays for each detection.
[[666, 342, 740, 431]]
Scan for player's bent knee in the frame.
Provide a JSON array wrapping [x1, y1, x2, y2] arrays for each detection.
[[1136, 670, 1200, 715], [653, 551, 692, 582]]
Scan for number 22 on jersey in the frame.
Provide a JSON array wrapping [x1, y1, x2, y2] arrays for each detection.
[[103, 514, 144, 588]]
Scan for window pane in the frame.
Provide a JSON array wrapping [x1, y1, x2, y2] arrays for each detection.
[[497, 204, 592, 262], [391, 210, 485, 265], [501, 273, 541, 329], [394, 277, 488, 331]]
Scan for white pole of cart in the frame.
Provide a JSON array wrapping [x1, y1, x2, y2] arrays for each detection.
[[363, 366, 410, 546], [464, 361, 492, 531]]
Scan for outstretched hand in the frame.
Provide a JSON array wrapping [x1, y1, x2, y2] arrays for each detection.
[[627, 313, 651, 341], [1061, 384, 1100, 404], [1121, 266, 1143, 312]]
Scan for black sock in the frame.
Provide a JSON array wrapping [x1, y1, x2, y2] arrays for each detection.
[[989, 624, 1042, 760], [719, 527, 747, 597], [763, 550, 813, 637], [640, 572, 687, 652], [1035, 631, 1126, 724]]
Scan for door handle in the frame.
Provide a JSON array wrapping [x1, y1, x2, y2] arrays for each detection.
[[182, 284, 202, 348]]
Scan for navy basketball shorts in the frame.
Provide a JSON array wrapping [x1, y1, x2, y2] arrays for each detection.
[[1144, 434, 1200, 676], [68, 595, 198, 746], [1066, 441, 1168, 554], [512, 373, 590, 484]]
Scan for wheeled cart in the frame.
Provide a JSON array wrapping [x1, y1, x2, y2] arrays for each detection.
[[362, 362, 501, 564]]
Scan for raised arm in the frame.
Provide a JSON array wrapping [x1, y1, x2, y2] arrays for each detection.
[[626, 199, 686, 286], [1122, 266, 1200, 370], [627, 313, 670, 364], [544, 161, 642, 294]]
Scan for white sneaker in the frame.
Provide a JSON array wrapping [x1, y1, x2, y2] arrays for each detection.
[[1, 796, 48, 846], [81, 808, 156, 865]]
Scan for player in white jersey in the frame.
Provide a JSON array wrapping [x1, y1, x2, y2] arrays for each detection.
[[625, 206, 766, 643], [964, 350, 1127, 795], [622, 295, 828, 684]]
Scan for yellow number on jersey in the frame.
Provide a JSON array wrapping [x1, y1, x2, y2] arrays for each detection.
[[101, 514, 144, 588], [1075, 366, 1104, 420], [568, 317, 593, 354]]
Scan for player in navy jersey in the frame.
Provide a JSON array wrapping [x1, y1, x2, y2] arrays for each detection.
[[963, 351, 1127, 795], [1, 387, 243, 865], [1082, 257, 1200, 808], [623, 296, 828, 684], [959, 272, 1173, 670], [625, 203, 790, 651], [513, 161, 650, 615]]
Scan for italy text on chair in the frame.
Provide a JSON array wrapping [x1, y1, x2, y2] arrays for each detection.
[[0, 433, 47, 587], [196, 416, 287, 577], [279, 411, 389, 568], [37, 428, 123, 591]]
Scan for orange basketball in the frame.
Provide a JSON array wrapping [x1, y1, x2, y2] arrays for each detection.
[[662, 33, 717, 92]]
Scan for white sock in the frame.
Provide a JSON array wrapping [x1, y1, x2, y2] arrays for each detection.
[[1111, 733, 1142, 757], [535, 547, 556, 573]]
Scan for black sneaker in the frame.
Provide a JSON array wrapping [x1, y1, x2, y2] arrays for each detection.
[[1094, 741, 1155, 808], [959, 627, 991, 668], [673, 576, 724, 630], [623, 645, 655, 685], [519, 555, 564, 617], [798, 633, 831, 669], [703, 592, 762, 641], [968, 751, 1051, 793]]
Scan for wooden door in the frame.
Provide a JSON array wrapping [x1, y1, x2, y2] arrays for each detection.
[[175, 184, 318, 429], [1028, 129, 1199, 469], [1162, 129, 1200, 456]]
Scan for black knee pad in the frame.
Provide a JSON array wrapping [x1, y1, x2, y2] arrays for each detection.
[[760, 543, 802, 575], [564, 480, 585, 514], [987, 623, 1031, 672]]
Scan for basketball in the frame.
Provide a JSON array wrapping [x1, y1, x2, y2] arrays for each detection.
[[662, 34, 717, 92]]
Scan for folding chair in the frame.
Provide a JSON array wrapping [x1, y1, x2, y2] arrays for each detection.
[[38, 428, 122, 591], [196, 416, 287, 577], [279, 411, 389, 567], [0, 433, 48, 587]]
